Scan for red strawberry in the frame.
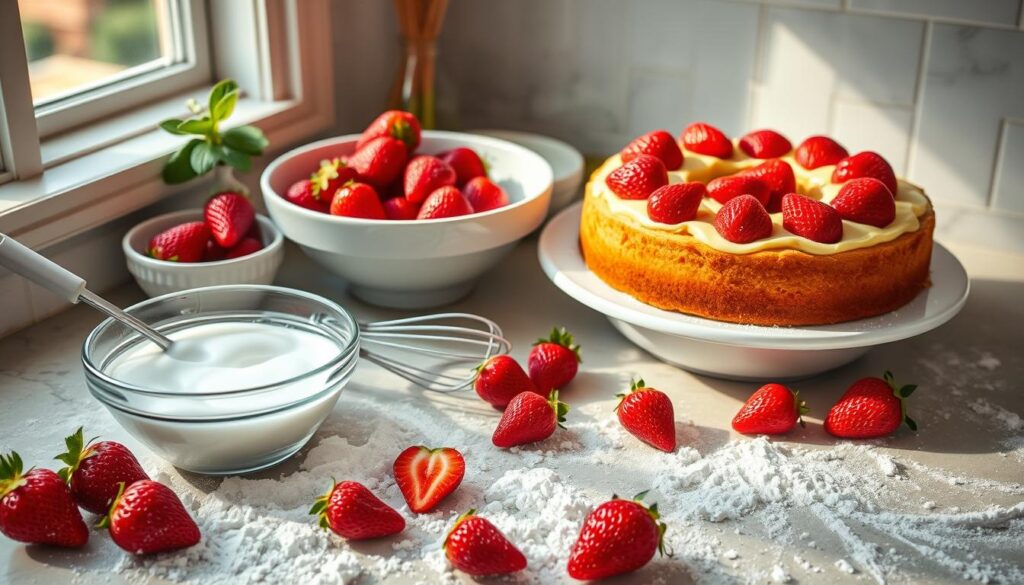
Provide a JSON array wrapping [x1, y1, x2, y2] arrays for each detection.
[[732, 383, 807, 435], [474, 355, 539, 409], [528, 327, 581, 394], [605, 155, 668, 200], [445, 510, 527, 576], [205, 192, 255, 249], [302, 158, 358, 206], [403, 155, 457, 204], [285, 180, 329, 212], [417, 186, 474, 220], [0, 452, 88, 548], [681, 122, 733, 158], [713, 194, 773, 244], [492, 389, 570, 448], [795, 136, 848, 170], [330, 182, 386, 219], [831, 177, 896, 227], [439, 147, 487, 187], [147, 221, 210, 263], [356, 110, 422, 154], [100, 480, 200, 554], [781, 193, 843, 243], [832, 151, 898, 197], [54, 427, 149, 515], [383, 196, 420, 220], [739, 129, 792, 159], [616, 380, 676, 452], [706, 175, 770, 207], [825, 371, 918, 439], [309, 480, 405, 540], [225, 237, 263, 259], [646, 182, 705, 224], [740, 159, 796, 212], [621, 130, 684, 170], [349, 136, 408, 188], [393, 446, 465, 513], [567, 493, 667, 580], [463, 177, 510, 213], [204, 240, 228, 262]]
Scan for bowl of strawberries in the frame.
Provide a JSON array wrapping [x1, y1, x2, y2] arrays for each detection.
[[122, 192, 284, 297], [261, 111, 553, 309]]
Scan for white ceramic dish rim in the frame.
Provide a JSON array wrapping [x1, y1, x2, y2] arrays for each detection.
[[122, 209, 283, 270], [260, 130, 554, 225], [469, 129, 584, 184], [538, 202, 970, 351]]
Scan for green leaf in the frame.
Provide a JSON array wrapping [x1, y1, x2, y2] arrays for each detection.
[[222, 125, 268, 156], [212, 89, 238, 123], [220, 146, 252, 172], [208, 79, 238, 121], [177, 117, 213, 136], [162, 139, 202, 184], [190, 141, 220, 176], [159, 118, 188, 135]]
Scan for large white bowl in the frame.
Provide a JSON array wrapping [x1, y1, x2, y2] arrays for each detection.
[[261, 131, 553, 309], [123, 210, 284, 298]]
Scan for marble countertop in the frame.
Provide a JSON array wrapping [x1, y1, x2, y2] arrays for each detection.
[[1, 236, 1022, 584]]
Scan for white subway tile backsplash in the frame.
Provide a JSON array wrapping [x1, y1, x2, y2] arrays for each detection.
[[991, 120, 1024, 214], [830, 100, 914, 174], [627, 71, 692, 138], [848, 0, 1021, 28], [935, 204, 1024, 254], [910, 24, 1024, 207]]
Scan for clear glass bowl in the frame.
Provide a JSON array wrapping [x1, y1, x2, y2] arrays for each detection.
[[82, 285, 359, 475]]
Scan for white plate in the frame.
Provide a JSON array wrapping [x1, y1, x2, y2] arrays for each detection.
[[471, 130, 584, 215], [538, 203, 970, 379]]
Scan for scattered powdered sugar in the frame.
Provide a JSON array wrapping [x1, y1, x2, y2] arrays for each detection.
[[65, 381, 1021, 585]]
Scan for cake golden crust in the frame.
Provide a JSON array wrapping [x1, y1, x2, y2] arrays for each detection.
[[580, 187, 934, 326]]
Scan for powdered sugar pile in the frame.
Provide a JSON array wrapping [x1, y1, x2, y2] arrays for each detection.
[[87, 375, 1024, 585]]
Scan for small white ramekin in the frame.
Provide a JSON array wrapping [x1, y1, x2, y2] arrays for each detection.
[[122, 209, 284, 298]]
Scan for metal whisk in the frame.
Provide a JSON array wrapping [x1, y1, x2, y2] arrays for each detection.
[[359, 313, 510, 392]]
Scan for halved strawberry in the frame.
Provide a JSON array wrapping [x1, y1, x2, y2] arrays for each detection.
[[383, 196, 420, 220], [706, 175, 770, 207], [795, 136, 848, 170], [646, 182, 705, 224], [349, 136, 408, 188], [605, 155, 668, 200], [417, 186, 474, 219], [739, 129, 792, 159], [621, 130, 684, 170], [147, 222, 210, 263], [439, 147, 487, 187], [681, 122, 733, 158], [713, 194, 773, 244], [831, 177, 895, 228], [831, 151, 897, 197], [403, 155, 457, 204], [463, 177, 509, 213], [330, 182, 386, 219], [356, 110, 422, 154], [781, 193, 843, 243], [739, 159, 796, 212], [205, 192, 255, 249], [393, 446, 465, 513]]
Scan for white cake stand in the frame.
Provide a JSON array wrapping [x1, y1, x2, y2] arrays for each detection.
[[537, 203, 970, 381]]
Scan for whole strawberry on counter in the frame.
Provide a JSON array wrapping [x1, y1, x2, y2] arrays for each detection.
[[393, 446, 465, 513], [474, 355, 538, 409], [0, 451, 89, 548], [492, 390, 569, 448], [616, 379, 676, 452], [732, 383, 807, 435], [567, 492, 668, 580], [356, 110, 422, 155], [825, 371, 919, 439], [309, 480, 405, 540], [100, 480, 200, 554], [55, 427, 149, 515], [445, 510, 527, 576], [528, 327, 581, 394]]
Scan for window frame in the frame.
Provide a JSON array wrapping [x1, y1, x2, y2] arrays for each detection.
[[0, 0, 335, 251]]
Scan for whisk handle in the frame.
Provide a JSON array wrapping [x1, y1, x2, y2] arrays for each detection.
[[0, 233, 86, 304]]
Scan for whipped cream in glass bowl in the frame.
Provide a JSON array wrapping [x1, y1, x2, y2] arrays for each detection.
[[81, 285, 359, 475]]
